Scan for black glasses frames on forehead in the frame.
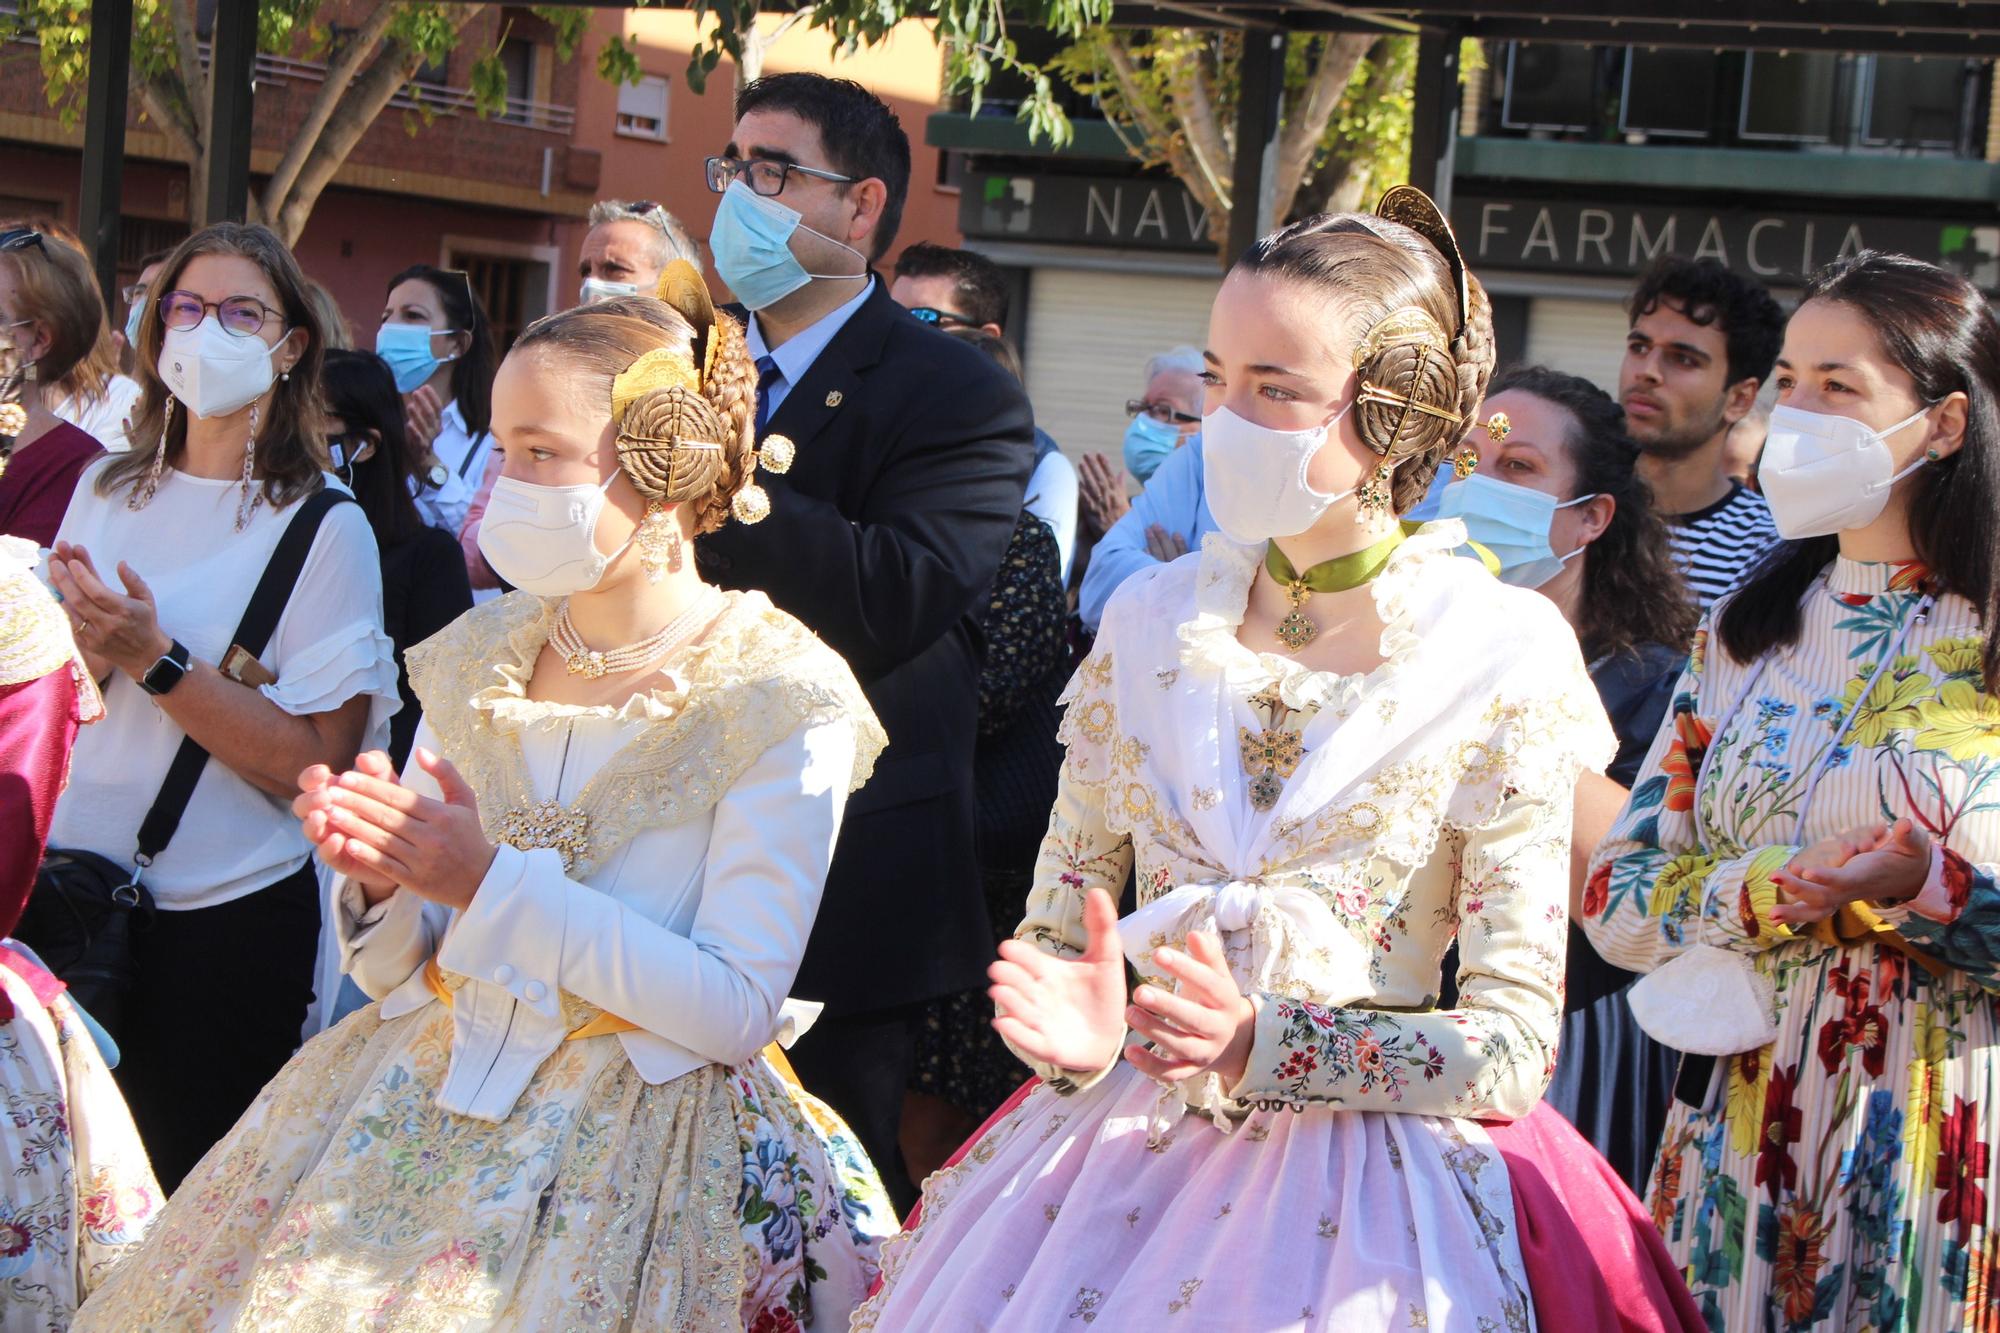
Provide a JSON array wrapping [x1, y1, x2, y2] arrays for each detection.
[[438, 267, 477, 314], [0, 229, 44, 254], [626, 201, 662, 216]]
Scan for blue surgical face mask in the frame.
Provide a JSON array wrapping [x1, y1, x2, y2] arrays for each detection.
[[374, 322, 457, 395], [1122, 413, 1181, 482], [579, 277, 640, 306], [123, 297, 146, 349], [1434, 473, 1598, 589], [709, 180, 866, 312]]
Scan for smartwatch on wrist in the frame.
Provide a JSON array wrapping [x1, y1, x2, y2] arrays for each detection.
[[139, 639, 192, 696]]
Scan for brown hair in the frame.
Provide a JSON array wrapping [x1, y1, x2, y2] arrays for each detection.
[[1234, 212, 1495, 514], [0, 219, 113, 401], [1489, 364, 1699, 661], [98, 222, 329, 510], [509, 294, 758, 534]]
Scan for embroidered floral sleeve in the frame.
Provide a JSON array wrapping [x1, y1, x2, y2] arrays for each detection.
[[1581, 624, 1815, 972], [1004, 767, 1135, 1094], [1228, 787, 1572, 1121], [1895, 848, 2000, 992]]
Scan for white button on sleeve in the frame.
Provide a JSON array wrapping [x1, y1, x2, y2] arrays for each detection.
[[524, 980, 547, 1003], [494, 964, 516, 986]]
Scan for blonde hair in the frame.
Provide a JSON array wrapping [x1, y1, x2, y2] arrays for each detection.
[[510, 295, 757, 534], [0, 220, 114, 401]]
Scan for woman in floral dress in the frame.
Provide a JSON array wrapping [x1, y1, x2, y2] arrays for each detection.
[[1583, 251, 2000, 1331], [75, 273, 892, 1330], [859, 192, 1701, 1332], [0, 530, 159, 1330]]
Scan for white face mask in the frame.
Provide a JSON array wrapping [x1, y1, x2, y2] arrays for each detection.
[[1759, 402, 1935, 539], [475, 471, 635, 597], [157, 316, 278, 419], [579, 277, 641, 306], [1200, 403, 1355, 544]]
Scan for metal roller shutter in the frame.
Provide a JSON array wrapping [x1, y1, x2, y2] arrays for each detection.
[[1022, 267, 1220, 463], [1523, 296, 1631, 394]]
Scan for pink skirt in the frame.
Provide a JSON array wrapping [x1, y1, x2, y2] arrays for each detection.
[[881, 1077, 1705, 1333]]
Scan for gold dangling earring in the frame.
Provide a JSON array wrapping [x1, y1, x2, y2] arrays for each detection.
[[636, 501, 682, 584], [234, 403, 262, 531], [1356, 460, 1397, 522], [130, 397, 172, 512]]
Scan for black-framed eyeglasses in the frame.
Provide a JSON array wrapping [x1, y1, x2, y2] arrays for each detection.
[[1126, 398, 1201, 425], [159, 290, 284, 338], [705, 154, 855, 198], [0, 229, 44, 255], [908, 306, 978, 331], [625, 200, 662, 215]]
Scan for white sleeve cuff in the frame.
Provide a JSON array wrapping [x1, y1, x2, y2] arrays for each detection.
[[434, 843, 568, 1020]]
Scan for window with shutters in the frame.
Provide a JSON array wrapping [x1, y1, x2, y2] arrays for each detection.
[[616, 76, 670, 142]]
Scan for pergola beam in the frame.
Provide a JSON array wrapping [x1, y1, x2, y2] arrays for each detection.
[[76, 0, 132, 308], [206, 0, 258, 225], [1224, 28, 1285, 265]]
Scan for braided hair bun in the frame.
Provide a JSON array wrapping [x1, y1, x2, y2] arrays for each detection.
[[1237, 189, 1497, 515], [511, 283, 760, 534]]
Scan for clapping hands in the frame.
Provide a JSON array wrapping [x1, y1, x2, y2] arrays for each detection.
[[1771, 817, 1932, 926], [294, 747, 496, 911]]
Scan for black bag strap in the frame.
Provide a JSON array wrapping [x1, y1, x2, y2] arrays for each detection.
[[131, 487, 358, 871]]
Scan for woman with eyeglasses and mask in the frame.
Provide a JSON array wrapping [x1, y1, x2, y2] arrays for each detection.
[[375, 265, 497, 538], [322, 349, 473, 768], [1432, 365, 1699, 1192], [0, 226, 110, 545], [1585, 251, 2000, 1329], [40, 223, 399, 1191], [1075, 347, 1205, 547]]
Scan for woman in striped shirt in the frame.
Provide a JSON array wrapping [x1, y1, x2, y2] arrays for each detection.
[[1583, 250, 2000, 1331]]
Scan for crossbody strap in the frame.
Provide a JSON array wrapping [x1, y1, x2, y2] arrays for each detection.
[[130, 487, 358, 874]]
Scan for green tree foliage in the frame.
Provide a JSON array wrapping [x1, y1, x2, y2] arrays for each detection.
[[1051, 31, 1478, 246], [4, 0, 1111, 243]]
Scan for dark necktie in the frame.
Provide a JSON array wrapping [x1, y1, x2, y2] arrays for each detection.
[[754, 355, 782, 434]]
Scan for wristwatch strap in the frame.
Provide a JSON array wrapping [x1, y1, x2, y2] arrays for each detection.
[[139, 639, 191, 696]]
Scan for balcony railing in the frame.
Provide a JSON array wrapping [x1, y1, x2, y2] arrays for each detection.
[[0, 12, 575, 137]]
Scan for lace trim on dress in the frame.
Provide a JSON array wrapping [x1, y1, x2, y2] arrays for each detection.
[[406, 590, 887, 880], [1172, 520, 1465, 711]]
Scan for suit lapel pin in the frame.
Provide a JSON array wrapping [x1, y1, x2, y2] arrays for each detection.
[[825, 390, 844, 408]]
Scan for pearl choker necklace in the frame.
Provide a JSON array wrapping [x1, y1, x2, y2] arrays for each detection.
[[552, 590, 722, 679]]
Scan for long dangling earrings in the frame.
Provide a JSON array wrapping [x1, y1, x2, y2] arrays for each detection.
[[1356, 459, 1397, 522], [130, 397, 172, 512], [234, 403, 262, 531], [636, 500, 682, 584]]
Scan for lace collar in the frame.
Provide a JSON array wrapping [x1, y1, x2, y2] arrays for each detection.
[[1176, 519, 1469, 712], [470, 590, 769, 731]]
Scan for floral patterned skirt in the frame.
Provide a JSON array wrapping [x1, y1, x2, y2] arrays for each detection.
[[854, 1062, 1535, 1332], [1646, 944, 1999, 1333], [0, 965, 160, 1333], [72, 1001, 892, 1331]]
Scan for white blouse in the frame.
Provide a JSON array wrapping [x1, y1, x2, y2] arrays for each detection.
[[410, 399, 490, 536], [48, 461, 401, 908], [52, 376, 144, 453], [337, 705, 857, 1123]]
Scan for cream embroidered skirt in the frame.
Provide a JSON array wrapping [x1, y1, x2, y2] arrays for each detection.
[[73, 1001, 892, 1331]]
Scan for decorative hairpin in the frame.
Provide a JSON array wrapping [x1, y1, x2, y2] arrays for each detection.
[[1452, 447, 1479, 480], [1485, 411, 1512, 443], [731, 434, 794, 524]]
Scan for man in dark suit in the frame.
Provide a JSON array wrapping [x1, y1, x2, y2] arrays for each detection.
[[695, 73, 1035, 1207]]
